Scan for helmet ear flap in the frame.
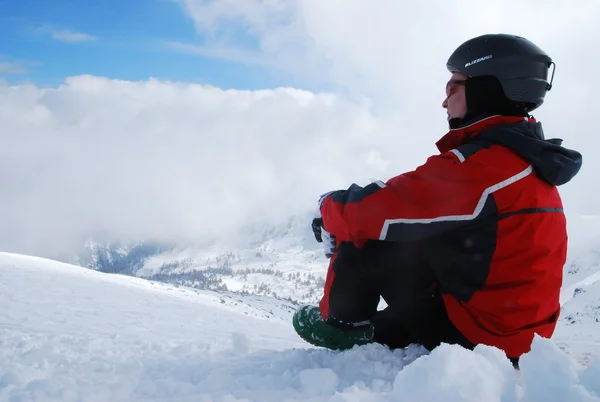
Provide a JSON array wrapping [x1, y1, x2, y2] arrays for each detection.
[[465, 76, 529, 117], [498, 77, 549, 113]]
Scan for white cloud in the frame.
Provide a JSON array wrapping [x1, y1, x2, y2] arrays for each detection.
[[164, 41, 268, 67], [35, 25, 98, 43], [0, 74, 594, 259], [172, 0, 600, 222], [173, 0, 600, 107], [50, 29, 97, 43], [0, 56, 38, 75], [0, 76, 405, 257], [0, 61, 28, 75]]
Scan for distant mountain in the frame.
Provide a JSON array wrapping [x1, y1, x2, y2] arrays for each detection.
[[556, 244, 600, 341], [78, 239, 172, 275], [69, 215, 328, 305]]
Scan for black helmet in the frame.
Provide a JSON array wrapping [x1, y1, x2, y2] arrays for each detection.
[[446, 33, 555, 112]]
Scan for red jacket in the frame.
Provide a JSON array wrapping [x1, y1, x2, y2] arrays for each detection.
[[319, 115, 582, 358]]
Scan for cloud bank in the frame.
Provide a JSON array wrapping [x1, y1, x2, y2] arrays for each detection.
[[172, 0, 600, 229], [170, 0, 599, 209], [0, 77, 403, 256]]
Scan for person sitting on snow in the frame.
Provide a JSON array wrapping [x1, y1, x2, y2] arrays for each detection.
[[292, 33, 583, 365]]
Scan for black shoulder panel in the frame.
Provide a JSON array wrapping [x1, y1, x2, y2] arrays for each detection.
[[455, 140, 493, 161]]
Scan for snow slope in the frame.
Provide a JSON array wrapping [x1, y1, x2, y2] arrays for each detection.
[[2, 252, 600, 401]]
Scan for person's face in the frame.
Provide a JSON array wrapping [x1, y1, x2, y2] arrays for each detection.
[[442, 72, 468, 123]]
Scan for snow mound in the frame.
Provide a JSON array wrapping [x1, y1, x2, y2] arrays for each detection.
[[1, 252, 600, 401], [392, 342, 517, 401], [518, 336, 599, 402]]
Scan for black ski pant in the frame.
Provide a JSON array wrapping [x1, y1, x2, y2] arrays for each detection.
[[321, 239, 475, 352]]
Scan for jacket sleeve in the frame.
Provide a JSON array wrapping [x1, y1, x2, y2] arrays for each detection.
[[319, 150, 526, 244]]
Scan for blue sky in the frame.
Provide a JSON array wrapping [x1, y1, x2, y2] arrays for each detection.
[[0, 0, 287, 89]]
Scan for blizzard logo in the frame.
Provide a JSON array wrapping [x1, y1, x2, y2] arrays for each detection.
[[465, 55, 493, 67]]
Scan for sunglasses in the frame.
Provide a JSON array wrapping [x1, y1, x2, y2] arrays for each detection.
[[446, 78, 467, 97]]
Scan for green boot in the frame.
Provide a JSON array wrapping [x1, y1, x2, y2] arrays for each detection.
[[292, 305, 374, 350]]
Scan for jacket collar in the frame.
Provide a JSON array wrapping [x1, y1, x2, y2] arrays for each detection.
[[435, 115, 534, 153]]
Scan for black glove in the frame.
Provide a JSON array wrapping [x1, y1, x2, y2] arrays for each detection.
[[312, 218, 337, 258], [312, 217, 325, 243], [312, 190, 337, 258]]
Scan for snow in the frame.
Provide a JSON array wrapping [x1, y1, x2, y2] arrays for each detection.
[[519, 337, 600, 402], [392, 343, 518, 402], [2, 250, 600, 401]]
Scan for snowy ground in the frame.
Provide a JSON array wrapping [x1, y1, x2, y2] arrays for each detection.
[[2, 250, 600, 401]]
